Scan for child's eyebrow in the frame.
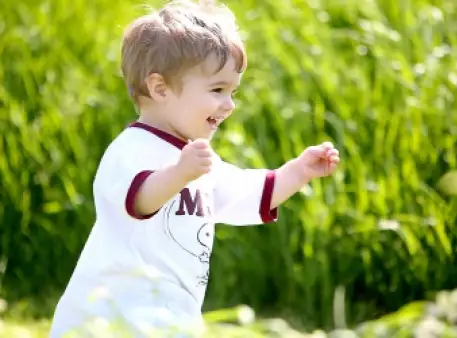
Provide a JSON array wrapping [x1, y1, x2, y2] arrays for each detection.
[[209, 80, 231, 86], [209, 80, 239, 88]]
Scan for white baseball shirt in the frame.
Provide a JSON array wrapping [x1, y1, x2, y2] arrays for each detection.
[[50, 122, 278, 337]]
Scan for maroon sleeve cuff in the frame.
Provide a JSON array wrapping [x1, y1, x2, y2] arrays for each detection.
[[259, 170, 278, 223], [125, 170, 159, 220]]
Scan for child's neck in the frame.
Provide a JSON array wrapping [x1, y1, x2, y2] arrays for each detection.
[[136, 107, 189, 143], [137, 104, 169, 132]]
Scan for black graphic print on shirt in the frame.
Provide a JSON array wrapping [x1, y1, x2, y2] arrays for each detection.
[[163, 188, 214, 286]]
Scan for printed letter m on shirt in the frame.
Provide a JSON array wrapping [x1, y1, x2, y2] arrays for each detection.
[[175, 188, 204, 217]]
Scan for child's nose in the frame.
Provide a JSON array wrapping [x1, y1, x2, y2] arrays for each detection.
[[222, 96, 235, 111]]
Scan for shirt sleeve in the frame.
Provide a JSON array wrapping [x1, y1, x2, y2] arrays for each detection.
[[98, 147, 159, 220], [212, 158, 278, 226]]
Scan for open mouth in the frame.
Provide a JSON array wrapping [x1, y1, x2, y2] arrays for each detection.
[[207, 117, 222, 129]]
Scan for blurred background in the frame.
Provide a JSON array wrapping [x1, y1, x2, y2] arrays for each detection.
[[1, 0, 457, 336]]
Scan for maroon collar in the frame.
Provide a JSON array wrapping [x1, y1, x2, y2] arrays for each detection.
[[128, 122, 188, 150]]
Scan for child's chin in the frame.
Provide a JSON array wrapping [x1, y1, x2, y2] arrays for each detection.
[[200, 131, 215, 139], [190, 133, 213, 141]]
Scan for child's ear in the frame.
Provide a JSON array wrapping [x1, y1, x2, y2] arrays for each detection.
[[145, 73, 169, 102]]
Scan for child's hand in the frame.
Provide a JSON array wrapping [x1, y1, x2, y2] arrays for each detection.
[[177, 139, 213, 182], [297, 142, 340, 181]]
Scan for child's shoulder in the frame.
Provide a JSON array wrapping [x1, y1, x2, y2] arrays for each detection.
[[101, 126, 180, 167]]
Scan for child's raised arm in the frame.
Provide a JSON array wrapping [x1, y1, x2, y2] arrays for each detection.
[[134, 140, 339, 220], [270, 142, 340, 209], [210, 142, 339, 226], [134, 139, 213, 216]]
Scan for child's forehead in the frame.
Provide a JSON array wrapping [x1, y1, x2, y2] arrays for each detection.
[[183, 56, 242, 85]]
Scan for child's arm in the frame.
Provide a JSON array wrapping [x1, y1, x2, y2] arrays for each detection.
[[133, 165, 189, 216], [212, 142, 340, 226], [271, 142, 339, 209], [134, 140, 213, 216]]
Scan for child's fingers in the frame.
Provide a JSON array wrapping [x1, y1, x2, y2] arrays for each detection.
[[326, 149, 339, 157], [306, 146, 327, 157], [197, 150, 213, 158], [190, 139, 209, 149], [321, 142, 334, 150], [329, 156, 340, 163], [328, 161, 339, 172]]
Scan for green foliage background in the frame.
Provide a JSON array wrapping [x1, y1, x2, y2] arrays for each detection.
[[1, 0, 457, 332]]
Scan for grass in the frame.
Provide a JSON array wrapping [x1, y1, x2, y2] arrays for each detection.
[[1, 0, 457, 331], [2, 289, 457, 337], [0, 319, 50, 338]]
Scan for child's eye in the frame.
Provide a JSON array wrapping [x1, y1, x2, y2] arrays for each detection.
[[212, 88, 223, 93]]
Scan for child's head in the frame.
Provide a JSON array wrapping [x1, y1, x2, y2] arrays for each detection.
[[121, 0, 246, 141], [122, 0, 247, 139]]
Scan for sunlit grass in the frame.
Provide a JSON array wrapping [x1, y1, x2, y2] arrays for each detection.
[[1, 0, 457, 331], [3, 288, 457, 337]]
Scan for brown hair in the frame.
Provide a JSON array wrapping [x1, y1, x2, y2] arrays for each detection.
[[121, 0, 247, 103]]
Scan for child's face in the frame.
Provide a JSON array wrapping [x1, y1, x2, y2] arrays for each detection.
[[165, 55, 242, 141]]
